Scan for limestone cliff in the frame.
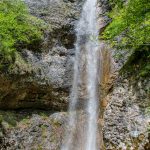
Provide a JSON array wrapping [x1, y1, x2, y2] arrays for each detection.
[[0, 0, 149, 150], [0, 0, 84, 110]]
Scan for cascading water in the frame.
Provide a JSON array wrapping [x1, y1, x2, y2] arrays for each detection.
[[62, 0, 101, 149]]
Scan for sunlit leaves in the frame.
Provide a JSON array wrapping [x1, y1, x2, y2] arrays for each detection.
[[0, 0, 44, 58], [104, 0, 150, 47], [103, 0, 150, 76]]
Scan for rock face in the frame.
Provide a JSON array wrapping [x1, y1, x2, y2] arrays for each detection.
[[96, 1, 150, 149], [0, 111, 67, 150], [100, 33, 150, 150], [0, 0, 149, 149], [103, 77, 150, 149], [0, 0, 84, 110]]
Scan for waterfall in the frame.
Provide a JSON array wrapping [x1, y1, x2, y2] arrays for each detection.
[[62, 0, 101, 149]]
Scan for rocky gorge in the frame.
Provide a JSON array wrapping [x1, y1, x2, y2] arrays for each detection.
[[0, 0, 149, 149]]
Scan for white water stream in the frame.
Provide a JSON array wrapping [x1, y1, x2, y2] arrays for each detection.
[[62, 0, 101, 149]]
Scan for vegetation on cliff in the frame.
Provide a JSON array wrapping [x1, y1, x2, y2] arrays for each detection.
[[0, 0, 45, 62], [103, 0, 150, 77]]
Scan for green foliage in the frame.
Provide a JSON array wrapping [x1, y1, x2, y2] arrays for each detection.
[[0, 111, 17, 126], [103, 0, 150, 77], [121, 46, 150, 77], [0, 0, 45, 59], [104, 0, 150, 47], [109, 0, 124, 8]]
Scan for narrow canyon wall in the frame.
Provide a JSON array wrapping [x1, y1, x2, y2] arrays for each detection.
[[100, 41, 150, 150], [97, 1, 150, 149], [98, 43, 150, 150], [0, 0, 149, 150]]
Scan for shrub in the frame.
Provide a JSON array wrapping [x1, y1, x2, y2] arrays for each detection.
[[103, 0, 150, 77], [0, 0, 45, 60]]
